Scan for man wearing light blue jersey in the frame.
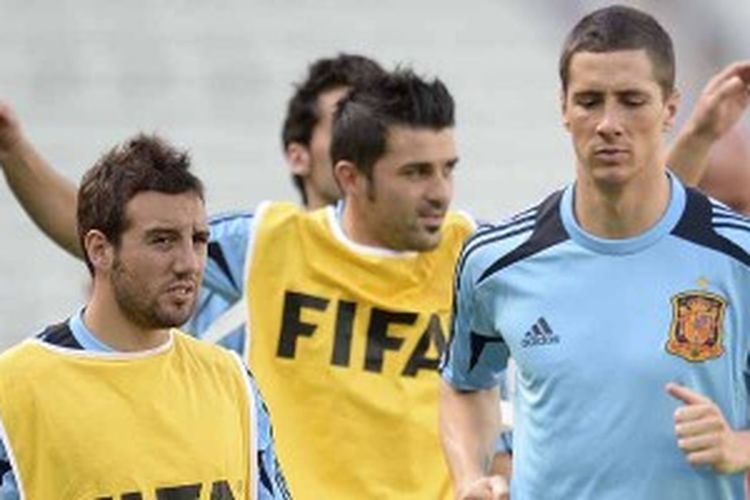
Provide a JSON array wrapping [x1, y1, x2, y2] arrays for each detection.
[[440, 5, 750, 500]]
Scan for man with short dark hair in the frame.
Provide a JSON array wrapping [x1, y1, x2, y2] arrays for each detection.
[[282, 54, 385, 209], [0, 134, 289, 499], [242, 69, 474, 498], [440, 6, 750, 499]]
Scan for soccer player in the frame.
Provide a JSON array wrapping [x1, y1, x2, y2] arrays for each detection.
[[225, 69, 474, 498], [440, 5, 750, 499], [0, 134, 289, 499]]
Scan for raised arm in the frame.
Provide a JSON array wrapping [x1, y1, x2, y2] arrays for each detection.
[[668, 60, 750, 186], [440, 381, 508, 500], [0, 102, 81, 257]]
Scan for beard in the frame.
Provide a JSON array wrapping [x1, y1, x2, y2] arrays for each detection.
[[110, 257, 196, 330]]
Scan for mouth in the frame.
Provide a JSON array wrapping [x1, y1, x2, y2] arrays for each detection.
[[593, 147, 630, 163], [165, 282, 196, 303], [418, 212, 446, 231]]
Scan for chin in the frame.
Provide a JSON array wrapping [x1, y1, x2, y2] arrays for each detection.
[[155, 305, 195, 329], [590, 167, 634, 188], [413, 232, 443, 252]]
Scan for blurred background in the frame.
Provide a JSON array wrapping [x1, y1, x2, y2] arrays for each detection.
[[1, 0, 748, 350]]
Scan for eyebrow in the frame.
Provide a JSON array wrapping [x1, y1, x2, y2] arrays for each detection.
[[145, 226, 179, 235], [400, 157, 459, 169]]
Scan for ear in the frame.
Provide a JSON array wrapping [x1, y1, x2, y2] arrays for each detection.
[[285, 142, 312, 176], [333, 160, 361, 196], [662, 89, 681, 133], [560, 89, 571, 131], [83, 229, 114, 273]]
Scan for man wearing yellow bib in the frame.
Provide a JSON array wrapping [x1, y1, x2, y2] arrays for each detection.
[[0, 135, 289, 499], [245, 71, 473, 499]]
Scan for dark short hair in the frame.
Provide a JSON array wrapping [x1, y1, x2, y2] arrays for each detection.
[[331, 68, 455, 179], [559, 5, 675, 98], [77, 134, 204, 273], [281, 54, 385, 203]]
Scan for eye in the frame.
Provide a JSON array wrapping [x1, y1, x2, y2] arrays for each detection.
[[577, 98, 599, 109], [148, 233, 176, 248], [623, 97, 646, 107], [573, 93, 601, 109], [193, 232, 210, 248], [620, 92, 648, 107], [402, 165, 430, 179]]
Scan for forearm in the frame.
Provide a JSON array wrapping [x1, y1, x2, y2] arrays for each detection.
[[667, 122, 715, 187], [1, 137, 81, 257], [439, 380, 501, 491], [668, 60, 750, 187]]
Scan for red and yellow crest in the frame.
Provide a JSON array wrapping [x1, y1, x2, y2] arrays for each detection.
[[666, 291, 727, 362]]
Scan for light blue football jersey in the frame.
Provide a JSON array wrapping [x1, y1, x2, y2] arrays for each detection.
[[443, 173, 750, 499], [185, 210, 255, 353]]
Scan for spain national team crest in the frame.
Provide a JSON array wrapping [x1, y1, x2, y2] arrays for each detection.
[[666, 291, 727, 362]]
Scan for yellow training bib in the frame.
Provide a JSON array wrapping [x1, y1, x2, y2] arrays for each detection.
[[246, 202, 474, 499], [0, 331, 256, 500]]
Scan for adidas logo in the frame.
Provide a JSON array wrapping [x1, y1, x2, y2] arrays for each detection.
[[521, 317, 559, 348]]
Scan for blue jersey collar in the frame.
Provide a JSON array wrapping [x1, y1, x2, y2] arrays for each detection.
[[560, 171, 685, 255], [69, 307, 117, 353]]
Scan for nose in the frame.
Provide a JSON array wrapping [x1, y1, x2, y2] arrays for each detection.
[[595, 102, 624, 139], [426, 168, 453, 207], [172, 241, 203, 276]]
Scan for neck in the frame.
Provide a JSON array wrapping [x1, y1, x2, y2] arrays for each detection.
[[305, 189, 337, 211], [574, 166, 671, 239], [340, 198, 385, 248], [83, 285, 170, 352]]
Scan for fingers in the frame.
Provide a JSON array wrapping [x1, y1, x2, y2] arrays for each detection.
[[678, 432, 721, 453], [488, 475, 510, 499], [667, 383, 740, 472], [675, 414, 723, 438], [683, 447, 723, 467], [459, 475, 509, 500], [704, 60, 750, 93], [727, 60, 750, 85], [712, 74, 750, 102], [666, 382, 711, 405]]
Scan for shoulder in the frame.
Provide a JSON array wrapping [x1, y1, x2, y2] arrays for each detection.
[[0, 341, 34, 373], [208, 209, 255, 242], [672, 188, 750, 268], [258, 201, 314, 227], [0, 336, 59, 387], [458, 190, 568, 285], [444, 210, 478, 240], [172, 330, 243, 373]]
